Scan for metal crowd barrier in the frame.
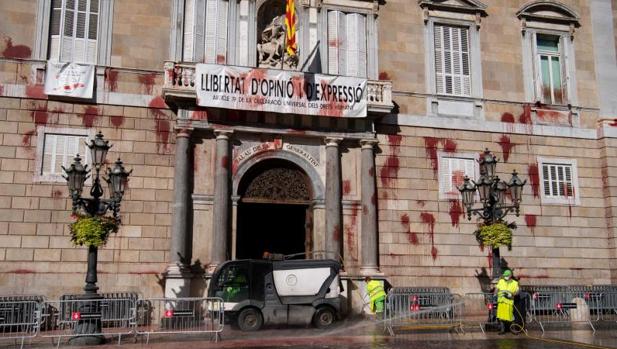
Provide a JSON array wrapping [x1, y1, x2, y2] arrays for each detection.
[[531, 290, 599, 332], [0, 297, 43, 349], [462, 293, 498, 333], [586, 292, 617, 323], [384, 291, 463, 336], [40, 297, 137, 346], [135, 297, 224, 343]]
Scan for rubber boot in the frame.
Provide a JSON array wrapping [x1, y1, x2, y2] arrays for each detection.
[[498, 321, 506, 335]]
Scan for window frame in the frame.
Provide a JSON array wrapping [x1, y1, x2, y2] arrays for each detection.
[[529, 30, 573, 106], [537, 157, 580, 206], [437, 151, 479, 200], [33, 126, 95, 183], [433, 23, 472, 97], [34, 0, 114, 65]]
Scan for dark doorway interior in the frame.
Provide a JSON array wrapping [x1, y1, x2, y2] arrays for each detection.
[[236, 203, 307, 259]]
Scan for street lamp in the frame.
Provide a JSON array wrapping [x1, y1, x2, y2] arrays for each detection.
[[458, 149, 526, 279], [62, 131, 131, 344]]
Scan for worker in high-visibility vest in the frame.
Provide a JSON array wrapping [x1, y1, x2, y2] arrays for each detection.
[[494, 269, 519, 334], [365, 276, 386, 317]]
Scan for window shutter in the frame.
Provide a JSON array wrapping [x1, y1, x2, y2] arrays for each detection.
[[204, 0, 218, 63], [345, 13, 366, 77], [440, 157, 452, 194], [560, 35, 570, 103], [327, 11, 344, 75], [183, 0, 195, 61], [434, 25, 444, 94], [532, 32, 543, 103], [216, 0, 228, 64], [460, 27, 471, 96]]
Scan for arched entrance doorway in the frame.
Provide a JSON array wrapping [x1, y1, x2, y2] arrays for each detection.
[[236, 158, 313, 259]]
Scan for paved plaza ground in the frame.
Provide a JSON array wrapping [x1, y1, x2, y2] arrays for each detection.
[[11, 319, 614, 349]]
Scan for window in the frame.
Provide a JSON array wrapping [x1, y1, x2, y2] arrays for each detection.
[[182, 0, 229, 64], [34, 127, 92, 182], [536, 34, 564, 105], [49, 0, 99, 64], [537, 157, 580, 205], [327, 11, 367, 77], [434, 24, 471, 96], [438, 152, 477, 199]]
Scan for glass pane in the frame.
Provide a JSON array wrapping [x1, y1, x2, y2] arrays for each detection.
[[52, 0, 62, 9], [540, 56, 551, 102], [64, 9, 74, 36], [537, 35, 559, 52], [51, 9, 61, 36], [551, 57, 563, 104], [89, 14, 98, 39], [78, 0, 86, 12], [90, 0, 99, 13], [66, 0, 75, 10], [462, 52, 469, 76], [76, 12, 86, 38], [550, 166, 557, 196], [460, 28, 469, 52], [443, 26, 451, 50], [445, 76, 453, 94]]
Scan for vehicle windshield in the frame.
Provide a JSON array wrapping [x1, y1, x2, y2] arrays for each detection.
[[215, 264, 249, 302]]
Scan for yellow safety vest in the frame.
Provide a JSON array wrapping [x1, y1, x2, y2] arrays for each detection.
[[366, 280, 386, 304]]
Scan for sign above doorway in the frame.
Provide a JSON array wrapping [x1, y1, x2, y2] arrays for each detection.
[[195, 64, 367, 118]]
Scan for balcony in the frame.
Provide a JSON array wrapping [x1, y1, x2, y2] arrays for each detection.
[[162, 61, 393, 115]]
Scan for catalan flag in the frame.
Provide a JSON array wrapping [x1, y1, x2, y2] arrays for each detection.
[[285, 0, 297, 56]]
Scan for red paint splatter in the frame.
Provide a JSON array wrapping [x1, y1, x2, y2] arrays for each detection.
[[344, 203, 360, 260], [424, 137, 440, 174], [401, 214, 410, 227], [52, 190, 63, 199], [221, 155, 229, 169], [192, 108, 208, 120], [497, 135, 515, 163], [8, 269, 35, 274], [318, 80, 348, 118], [2, 38, 31, 59], [420, 212, 436, 257], [80, 106, 99, 127], [216, 54, 226, 64], [609, 119, 617, 127], [110, 115, 124, 127], [371, 193, 377, 206], [328, 39, 342, 48], [431, 246, 438, 260], [528, 164, 540, 198], [443, 139, 457, 153], [416, 200, 426, 207], [149, 95, 167, 109], [524, 214, 537, 233], [401, 214, 419, 246], [333, 224, 341, 242], [138, 73, 157, 95], [25, 84, 46, 99], [536, 109, 564, 123], [342, 180, 351, 195], [448, 199, 463, 228], [487, 250, 493, 268], [21, 130, 35, 146], [104, 68, 119, 92], [501, 113, 515, 123], [519, 104, 533, 133], [31, 108, 48, 125], [378, 72, 391, 80], [380, 134, 402, 187], [451, 170, 465, 193], [149, 96, 170, 152], [408, 232, 419, 245]]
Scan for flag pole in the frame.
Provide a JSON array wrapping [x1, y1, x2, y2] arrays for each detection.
[[281, 14, 287, 70]]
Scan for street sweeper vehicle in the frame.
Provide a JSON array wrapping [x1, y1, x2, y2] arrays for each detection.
[[208, 258, 342, 331]]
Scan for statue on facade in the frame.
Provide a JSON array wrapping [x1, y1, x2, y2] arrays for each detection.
[[257, 15, 298, 70]]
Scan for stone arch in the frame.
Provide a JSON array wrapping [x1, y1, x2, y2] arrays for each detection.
[[233, 149, 324, 202], [517, 1, 580, 27]]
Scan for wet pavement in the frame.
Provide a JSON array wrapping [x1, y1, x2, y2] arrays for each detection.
[[11, 320, 617, 348]]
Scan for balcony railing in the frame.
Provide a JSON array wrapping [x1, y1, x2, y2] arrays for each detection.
[[163, 61, 393, 114]]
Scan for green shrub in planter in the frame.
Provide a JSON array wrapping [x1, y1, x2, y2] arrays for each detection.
[[474, 222, 515, 249], [69, 215, 119, 247]]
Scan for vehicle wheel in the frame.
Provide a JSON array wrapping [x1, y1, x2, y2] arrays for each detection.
[[312, 306, 336, 329], [237, 308, 263, 331]]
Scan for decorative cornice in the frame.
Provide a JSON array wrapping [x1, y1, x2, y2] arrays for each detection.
[[418, 0, 487, 17], [516, 1, 580, 28]]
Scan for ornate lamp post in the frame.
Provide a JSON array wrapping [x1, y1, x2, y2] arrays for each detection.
[[62, 131, 131, 344], [458, 149, 526, 280]]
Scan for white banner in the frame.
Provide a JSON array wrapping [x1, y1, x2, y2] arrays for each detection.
[[44, 61, 95, 99], [196, 64, 367, 118]]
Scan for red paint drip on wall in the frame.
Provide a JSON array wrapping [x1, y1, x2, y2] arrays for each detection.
[[448, 199, 463, 228], [378, 72, 391, 80], [519, 104, 533, 133], [110, 115, 124, 127], [2, 38, 32, 59], [442, 139, 457, 153], [424, 137, 440, 174], [342, 180, 351, 195], [104, 68, 119, 92], [80, 106, 99, 128], [22, 130, 35, 146], [524, 214, 537, 234], [528, 164, 540, 198], [497, 135, 515, 162], [31, 108, 48, 125], [221, 155, 229, 169], [138, 73, 157, 95], [25, 85, 46, 99], [420, 212, 437, 259], [380, 134, 401, 187], [501, 113, 515, 123], [487, 250, 493, 269]]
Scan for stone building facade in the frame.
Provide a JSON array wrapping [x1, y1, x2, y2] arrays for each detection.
[[1, 0, 617, 312]]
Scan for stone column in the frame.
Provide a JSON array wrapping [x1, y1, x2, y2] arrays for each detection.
[[211, 130, 233, 266], [165, 128, 192, 298], [325, 137, 343, 260], [360, 139, 380, 274]]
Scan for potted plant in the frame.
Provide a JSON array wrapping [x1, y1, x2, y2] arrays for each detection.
[[69, 214, 119, 247], [475, 221, 516, 251]]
